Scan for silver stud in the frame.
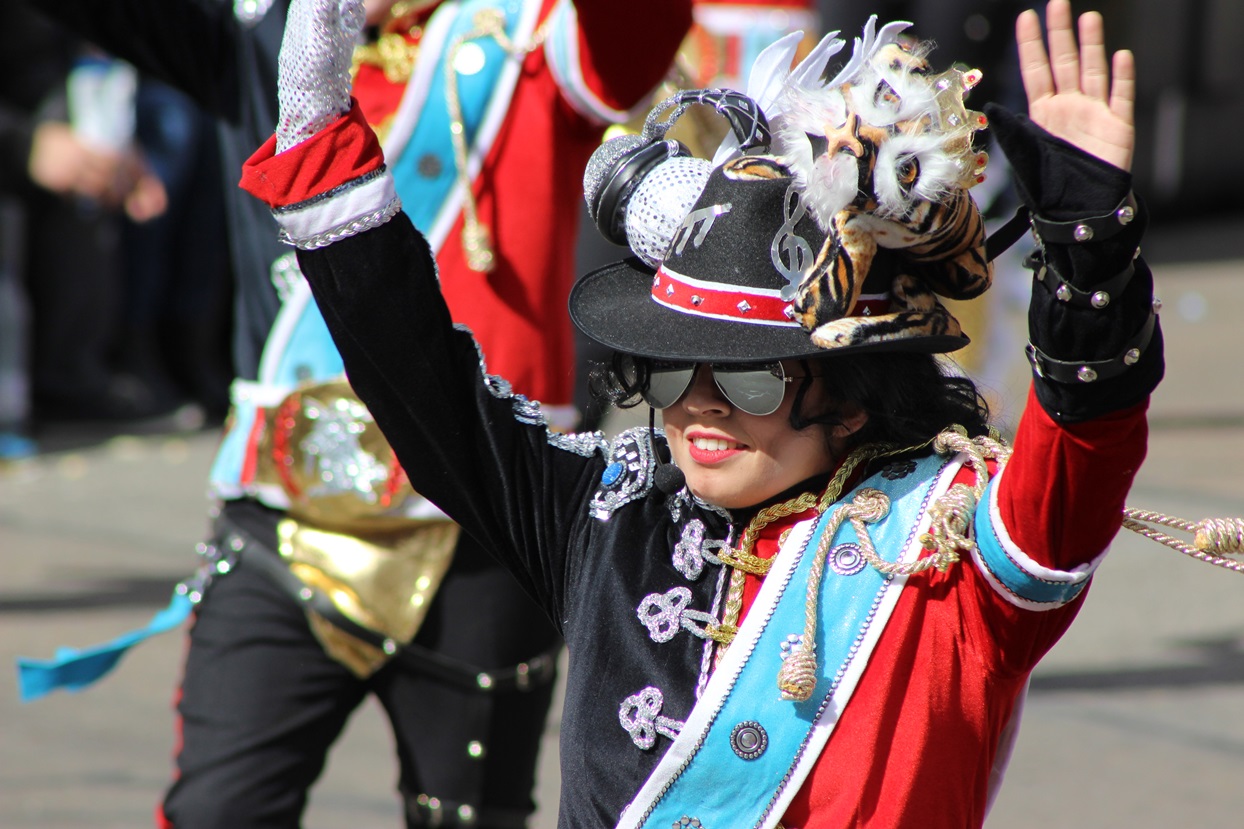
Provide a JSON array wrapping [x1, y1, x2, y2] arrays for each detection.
[[458, 804, 476, 823], [690, 295, 704, 306], [229, 535, 245, 552], [861, 306, 872, 316], [666, 284, 675, 297], [1152, 297, 1163, 313], [1073, 224, 1094, 242], [783, 304, 796, 319], [476, 672, 494, 690], [652, 275, 661, 287], [1117, 204, 1135, 224], [1056, 284, 1072, 302], [382, 638, 397, 655], [1035, 266, 1046, 282], [467, 740, 486, 759], [215, 559, 232, 574], [1123, 348, 1141, 365], [737, 300, 752, 314], [1090, 291, 1110, 308], [729, 721, 768, 760], [298, 587, 314, 601], [1076, 366, 1098, 383]]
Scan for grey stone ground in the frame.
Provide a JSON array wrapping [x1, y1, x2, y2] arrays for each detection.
[[3, 243, 1244, 827]]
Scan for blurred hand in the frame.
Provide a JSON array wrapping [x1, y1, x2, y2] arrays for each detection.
[[27, 120, 167, 222], [28, 120, 119, 200], [115, 151, 168, 223], [1016, 0, 1135, 172]]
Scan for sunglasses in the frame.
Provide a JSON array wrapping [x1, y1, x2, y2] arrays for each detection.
[[624, 357, 805, 416]]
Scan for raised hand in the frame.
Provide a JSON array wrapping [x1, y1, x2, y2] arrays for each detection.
[[1016, 0, 1135, 172], [276, 0, 366, 152]]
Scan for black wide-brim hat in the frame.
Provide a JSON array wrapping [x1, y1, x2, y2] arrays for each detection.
[[570, 156, 970, 364]]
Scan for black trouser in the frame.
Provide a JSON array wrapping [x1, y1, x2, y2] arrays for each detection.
[[161, 501, 561, 829]]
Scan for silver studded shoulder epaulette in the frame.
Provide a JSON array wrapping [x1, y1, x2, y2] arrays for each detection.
[[590, 427, 657, 520]]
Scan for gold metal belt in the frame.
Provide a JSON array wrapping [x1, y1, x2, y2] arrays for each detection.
[[248, 378, 461, 677]]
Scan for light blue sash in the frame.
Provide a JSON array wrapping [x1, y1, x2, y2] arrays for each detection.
[[623, 453, 955, 829], [390, 0, 525, 234]]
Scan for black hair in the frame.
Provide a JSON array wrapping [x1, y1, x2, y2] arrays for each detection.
[[589, 350, 990, 450], [789, 351, 990, 449]]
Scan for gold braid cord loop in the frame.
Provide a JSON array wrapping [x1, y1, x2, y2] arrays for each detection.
[[1121, 509, 1244, 574], [777, 488, 890, 702], [777, 427, 1011, 702], [710, 443, 895, 658]]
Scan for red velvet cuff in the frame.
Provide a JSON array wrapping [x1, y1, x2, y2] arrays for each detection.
[[239, 99, 385, 208]]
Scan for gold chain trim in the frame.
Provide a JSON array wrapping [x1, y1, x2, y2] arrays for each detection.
[[351, 1, 437, 84], [352, 27, 425, 84]]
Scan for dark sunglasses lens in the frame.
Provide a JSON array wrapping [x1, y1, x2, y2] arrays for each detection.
[[643, 363, 696, 409], [712, 363, 786, 416]]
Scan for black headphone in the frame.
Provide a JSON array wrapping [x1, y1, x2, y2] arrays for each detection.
[[584, 89, 772, 248]]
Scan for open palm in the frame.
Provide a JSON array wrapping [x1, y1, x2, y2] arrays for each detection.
[[1017, 0, 1135, 172]]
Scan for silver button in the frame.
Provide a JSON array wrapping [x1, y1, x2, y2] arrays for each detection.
[[1090, 291, 1110, 308], [729, 721, 768, 760]]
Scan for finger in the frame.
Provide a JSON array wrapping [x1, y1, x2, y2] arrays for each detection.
[[1109, 49, 1136, 128], [1077, 11, 1109, 101], [1016, 8, 1053, 105], [1045, 0, 1081, 94]]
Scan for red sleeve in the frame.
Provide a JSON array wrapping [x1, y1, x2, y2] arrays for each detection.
[[998, 384, 1149, 571], [570, 0, 693, 110]]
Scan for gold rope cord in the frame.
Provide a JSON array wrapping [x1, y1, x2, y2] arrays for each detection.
[[1121, 509, 1244, 574], [444, 9, 549, 272], [707, 440, 933, 654], [706, 423, 1244, 701]]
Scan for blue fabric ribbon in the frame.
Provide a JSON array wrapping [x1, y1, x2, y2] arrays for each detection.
[[15, 590, 193, 702]]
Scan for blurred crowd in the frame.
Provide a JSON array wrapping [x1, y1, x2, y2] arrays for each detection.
[[0, 6, 232, 459]]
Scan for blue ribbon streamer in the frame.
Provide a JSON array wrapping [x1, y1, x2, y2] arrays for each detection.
[[15, 591, 193, 702]]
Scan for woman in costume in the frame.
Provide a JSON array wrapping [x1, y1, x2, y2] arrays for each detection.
[[242, 0, 1161, 825]]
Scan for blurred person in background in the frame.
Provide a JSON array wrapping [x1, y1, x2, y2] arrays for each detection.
[[24, 1, 690, 827]]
